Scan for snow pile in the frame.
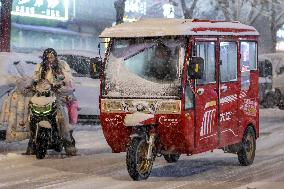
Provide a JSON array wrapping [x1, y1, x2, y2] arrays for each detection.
[[124, 112, 154, 126], [100, 18, 259, 38], [0, 52, 40, 87]]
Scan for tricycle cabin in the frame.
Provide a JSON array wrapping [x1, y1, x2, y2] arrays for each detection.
[[99, 19, 259, 181]]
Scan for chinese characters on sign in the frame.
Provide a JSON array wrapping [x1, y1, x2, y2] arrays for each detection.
[[12, 0, 68, 21]]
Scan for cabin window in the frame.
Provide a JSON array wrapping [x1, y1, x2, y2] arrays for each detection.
[[194, 42, 216, 85], [184, 82, 194, 109], [241, 41, 257, 71], [240, 41, 256, 90], [220, 42, 237, 82]]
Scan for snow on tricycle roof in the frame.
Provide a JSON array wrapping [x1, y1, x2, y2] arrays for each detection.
[[100, 19, 259, 38]]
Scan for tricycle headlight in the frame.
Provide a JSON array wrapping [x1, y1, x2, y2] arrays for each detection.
[[101, 100, 123, 113], [157, 101, 181, 114]]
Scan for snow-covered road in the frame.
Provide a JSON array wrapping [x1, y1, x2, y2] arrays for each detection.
[[0, 109, 284, 189]]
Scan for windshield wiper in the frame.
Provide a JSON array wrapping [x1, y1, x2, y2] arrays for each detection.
[[124, 44, 154, 61]]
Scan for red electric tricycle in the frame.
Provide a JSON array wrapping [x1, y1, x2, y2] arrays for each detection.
[[98, 19, 259, 180]]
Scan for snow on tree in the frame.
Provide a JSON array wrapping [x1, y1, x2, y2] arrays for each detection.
[[212, 0, 267, 25], [266, 0, 284, 52]]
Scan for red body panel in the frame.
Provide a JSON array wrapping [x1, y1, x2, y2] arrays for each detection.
[[100, 113, 131, 153], [219, 82, 241, 146], [238, 71, 260, 138], [156, 114, 188, 153], [194, 84, 219, 152]]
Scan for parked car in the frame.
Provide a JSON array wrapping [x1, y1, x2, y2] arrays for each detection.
[[258, 57, 273, 108], [1, 50, 101, 123], [0, 52, 40, 99], [56, 50, 101, 121], [0, 52, 41, 140], [259, 53, 284, 109]]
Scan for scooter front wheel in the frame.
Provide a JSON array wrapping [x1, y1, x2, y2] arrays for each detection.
[[126, 137, 154, 181]]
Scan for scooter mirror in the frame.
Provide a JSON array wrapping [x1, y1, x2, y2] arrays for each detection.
[[57, 75, 65, 80]]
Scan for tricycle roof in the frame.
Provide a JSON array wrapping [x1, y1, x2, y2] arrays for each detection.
[[100, 19, 259, 38]]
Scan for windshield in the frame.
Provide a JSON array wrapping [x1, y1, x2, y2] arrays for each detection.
[[103, 38, 185, 98]]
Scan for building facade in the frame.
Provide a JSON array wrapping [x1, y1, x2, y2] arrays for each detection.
[[10, 0, 116, 53]]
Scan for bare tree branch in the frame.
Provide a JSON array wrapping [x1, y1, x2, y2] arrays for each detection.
[[114, 0, 126, 24], [180, 0, 199, 19], [188, 0, 198, 18], [276, 10, 284, 27], [218, 0, 232, 21], [247, 0, 266, 25]]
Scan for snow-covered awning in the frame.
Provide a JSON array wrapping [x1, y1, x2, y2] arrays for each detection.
[[100, 19, 259, 38]]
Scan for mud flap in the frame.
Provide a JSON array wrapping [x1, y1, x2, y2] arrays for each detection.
[[0, 90, 31, 142]]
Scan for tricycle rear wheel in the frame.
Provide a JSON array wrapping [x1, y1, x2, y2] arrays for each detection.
[[238, 126, 256, 166], [126, 137, 153, 181]]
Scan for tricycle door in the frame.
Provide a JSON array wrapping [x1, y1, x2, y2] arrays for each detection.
[[219, 42, 240, 145], [193, 41, 219, 150]]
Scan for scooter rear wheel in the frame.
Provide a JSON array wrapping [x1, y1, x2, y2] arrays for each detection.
[[126, 137, 153, 181]]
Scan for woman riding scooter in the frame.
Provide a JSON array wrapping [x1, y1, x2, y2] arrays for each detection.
[[26, 48, 77, 156]]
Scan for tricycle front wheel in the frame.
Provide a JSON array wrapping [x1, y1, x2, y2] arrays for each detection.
[[126, 137, 154, 181]]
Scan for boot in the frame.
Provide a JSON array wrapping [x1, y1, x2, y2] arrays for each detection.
[[64, 141, 77, 156], [25, 138, 36, 155], [70, 130, 76, 147], [63, 130, 77, 156]]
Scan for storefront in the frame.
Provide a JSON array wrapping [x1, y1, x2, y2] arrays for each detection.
[[9, 0, 115, 52]]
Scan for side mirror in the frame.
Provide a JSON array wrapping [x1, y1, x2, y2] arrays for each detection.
[[187, 57, 204, 79], [90, 57, 102, 79]]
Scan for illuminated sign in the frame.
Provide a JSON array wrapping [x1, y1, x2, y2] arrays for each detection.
[[123, 0, 182, 22], [11, 0, 69, 21]]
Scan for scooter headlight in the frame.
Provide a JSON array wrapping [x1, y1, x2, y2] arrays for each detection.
[[31, 104, 52, 115]]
